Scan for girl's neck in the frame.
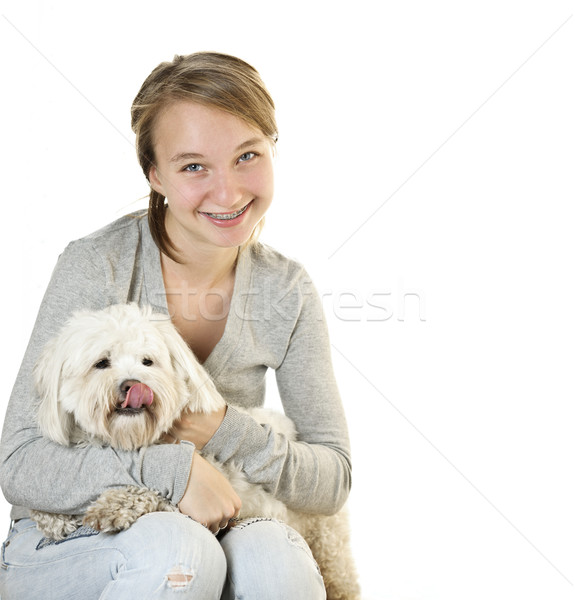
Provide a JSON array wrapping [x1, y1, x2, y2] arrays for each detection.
[[161, 243, 239, 288]]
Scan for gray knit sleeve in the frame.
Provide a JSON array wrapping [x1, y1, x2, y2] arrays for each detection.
[[0, 239, 193, 519], [202, 268, 352, 514]]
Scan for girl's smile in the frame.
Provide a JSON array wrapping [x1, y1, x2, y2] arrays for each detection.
[[199, 199, 254, 227]]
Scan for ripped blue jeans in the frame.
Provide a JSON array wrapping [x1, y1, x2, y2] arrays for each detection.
[[0, 513, 326, 599]]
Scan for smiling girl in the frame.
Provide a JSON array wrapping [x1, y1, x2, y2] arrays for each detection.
[[0, 52, 352, 599]]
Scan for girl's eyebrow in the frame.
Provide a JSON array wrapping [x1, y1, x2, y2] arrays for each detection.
[[169, 137, 266, 164], [170, 151, 203, 163], [235, 137, 266, 153]]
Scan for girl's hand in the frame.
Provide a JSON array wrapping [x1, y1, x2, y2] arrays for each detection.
[[178, 452, 241, 533], [168, 406, 227, 450]]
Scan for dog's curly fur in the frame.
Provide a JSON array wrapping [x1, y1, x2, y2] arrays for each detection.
[[31, 303, 361, 600]]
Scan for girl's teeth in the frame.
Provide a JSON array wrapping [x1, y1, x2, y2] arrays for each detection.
[[204, 203, 249, 220]]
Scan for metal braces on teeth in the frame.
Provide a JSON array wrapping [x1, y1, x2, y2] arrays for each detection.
[[204, 203, 249, 220]]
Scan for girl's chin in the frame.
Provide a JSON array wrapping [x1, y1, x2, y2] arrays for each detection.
[[208, 218, 263, 249]]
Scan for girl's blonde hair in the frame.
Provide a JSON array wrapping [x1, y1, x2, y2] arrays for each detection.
[[131, 52, 278, 261]]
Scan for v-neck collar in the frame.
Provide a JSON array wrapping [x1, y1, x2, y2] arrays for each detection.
[[140, 216, 254, 375]]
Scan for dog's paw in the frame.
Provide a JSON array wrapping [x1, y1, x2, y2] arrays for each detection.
[[83, 485, 175, 533]]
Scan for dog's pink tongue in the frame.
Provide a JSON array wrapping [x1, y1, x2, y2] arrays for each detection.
[[123, 383, 154, 409]]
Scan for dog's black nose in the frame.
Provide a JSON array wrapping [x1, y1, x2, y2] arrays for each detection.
[[120, 379, 141, 395]]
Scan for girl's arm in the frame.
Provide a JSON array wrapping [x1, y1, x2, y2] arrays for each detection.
[[201, 268, 352, 515], [0, 238, 194, 517]]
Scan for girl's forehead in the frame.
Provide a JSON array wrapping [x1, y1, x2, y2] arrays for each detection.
[[153, 101, 266, 157], [155, 101, 255, 133]]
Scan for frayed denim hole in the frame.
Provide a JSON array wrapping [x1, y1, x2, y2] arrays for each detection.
[[166, 565, 194, 590]]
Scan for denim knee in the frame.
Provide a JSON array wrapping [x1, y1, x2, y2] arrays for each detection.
[[220, 518, 326, 600], [101, 511, 227, 599], [0, 514, 227, 600]]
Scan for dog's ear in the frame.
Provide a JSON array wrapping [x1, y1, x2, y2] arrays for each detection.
[[33, 336, 75, 446], [152, 316, 226, 413]]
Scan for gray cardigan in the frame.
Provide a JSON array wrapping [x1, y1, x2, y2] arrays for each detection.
[[0, 211, 351, 521]]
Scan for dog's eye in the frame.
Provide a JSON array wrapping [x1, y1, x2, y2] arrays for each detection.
[[94, 358, 110, 369], [142, 358, 154, 367]]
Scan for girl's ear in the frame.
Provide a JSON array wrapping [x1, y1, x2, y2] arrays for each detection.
[[152, 314, 226, 414], [148, 166, 165, 196]]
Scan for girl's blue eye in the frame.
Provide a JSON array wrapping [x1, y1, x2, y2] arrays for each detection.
[[184, 163, 203, 172], [238, 152, 256, 163]]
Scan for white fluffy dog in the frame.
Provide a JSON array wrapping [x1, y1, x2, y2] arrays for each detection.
[[31, 303, 361, 600]]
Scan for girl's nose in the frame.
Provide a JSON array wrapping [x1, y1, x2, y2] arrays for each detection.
[[211, 171, 243, 208]]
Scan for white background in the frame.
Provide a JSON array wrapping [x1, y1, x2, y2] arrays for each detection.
[[1, 1, 574, 598]]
